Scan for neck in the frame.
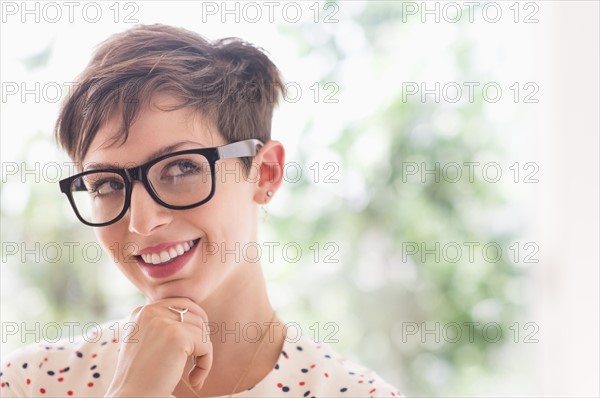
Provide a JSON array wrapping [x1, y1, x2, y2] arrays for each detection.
[[203, 262, 274, 331]]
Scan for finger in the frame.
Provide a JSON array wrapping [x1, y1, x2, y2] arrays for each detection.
[[130, 305, 145, 318], [157, 298, 209, 322], [188, 342, 213, 388], [164, 309, 208, 332]]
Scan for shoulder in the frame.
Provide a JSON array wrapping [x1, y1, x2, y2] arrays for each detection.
[[265, 334, 403, 397], [1, 319, 130, 397]]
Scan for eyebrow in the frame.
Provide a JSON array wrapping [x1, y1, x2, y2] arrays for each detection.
[[84, 141, 206, 170]]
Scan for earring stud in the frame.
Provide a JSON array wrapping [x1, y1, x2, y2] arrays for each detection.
[[266, 191, 273, 197]]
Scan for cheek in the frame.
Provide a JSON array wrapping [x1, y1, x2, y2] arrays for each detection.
[[94, 224, 131, 262], [94, 227, 115, 252], [187, 196, 256, 254], [206, 182, 256, 229], [95, 226, 142, 285]]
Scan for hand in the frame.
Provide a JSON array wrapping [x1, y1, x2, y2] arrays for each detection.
[[105, 298, 212, 397]]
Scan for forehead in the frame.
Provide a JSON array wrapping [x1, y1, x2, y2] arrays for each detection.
[[83, 93, 222, 168]]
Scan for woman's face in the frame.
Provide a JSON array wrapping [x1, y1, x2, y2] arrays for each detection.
[[82, 94, 262, 304]]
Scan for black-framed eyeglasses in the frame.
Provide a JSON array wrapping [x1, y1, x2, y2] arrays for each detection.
[[59, 139, 263, 227]]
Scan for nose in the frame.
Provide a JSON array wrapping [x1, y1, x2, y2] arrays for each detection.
[[126, 182, 172, 236]]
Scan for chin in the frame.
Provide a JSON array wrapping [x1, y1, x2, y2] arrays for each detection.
[[146, 280, 210, 304]]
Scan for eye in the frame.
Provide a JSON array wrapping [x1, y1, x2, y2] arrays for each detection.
[[161, 159, 202, 180], [90, 178, 125, 196]]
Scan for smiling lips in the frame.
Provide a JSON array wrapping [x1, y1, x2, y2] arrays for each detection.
[[135, 239, 200, 279], [139, 240, 197, 265]]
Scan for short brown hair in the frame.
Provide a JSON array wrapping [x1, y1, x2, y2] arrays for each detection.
[[55, 24, 284, 167]]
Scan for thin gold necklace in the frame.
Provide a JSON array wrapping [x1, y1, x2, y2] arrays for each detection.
[[181, 311, 277, 398]]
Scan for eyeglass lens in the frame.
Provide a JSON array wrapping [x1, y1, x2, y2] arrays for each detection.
[[69, 153, 212, 224]]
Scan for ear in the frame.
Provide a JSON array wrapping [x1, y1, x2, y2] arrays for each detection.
[[252, 140, 285, 204]]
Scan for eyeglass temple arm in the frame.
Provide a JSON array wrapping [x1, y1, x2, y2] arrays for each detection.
[[217, 139, 263, 160]]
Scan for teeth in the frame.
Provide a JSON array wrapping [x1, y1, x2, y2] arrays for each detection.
[[140, 240, 196, 265], [159, 251, 170, 262]]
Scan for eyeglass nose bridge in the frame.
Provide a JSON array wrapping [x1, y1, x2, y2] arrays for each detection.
[[124, 164, 146, 183], [122, 165, 158, 207]]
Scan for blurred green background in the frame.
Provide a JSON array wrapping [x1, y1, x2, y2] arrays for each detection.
[[1, 1, 540, 395]]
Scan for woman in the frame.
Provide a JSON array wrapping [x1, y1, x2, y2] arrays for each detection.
[[1, 24, 401, 397]]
